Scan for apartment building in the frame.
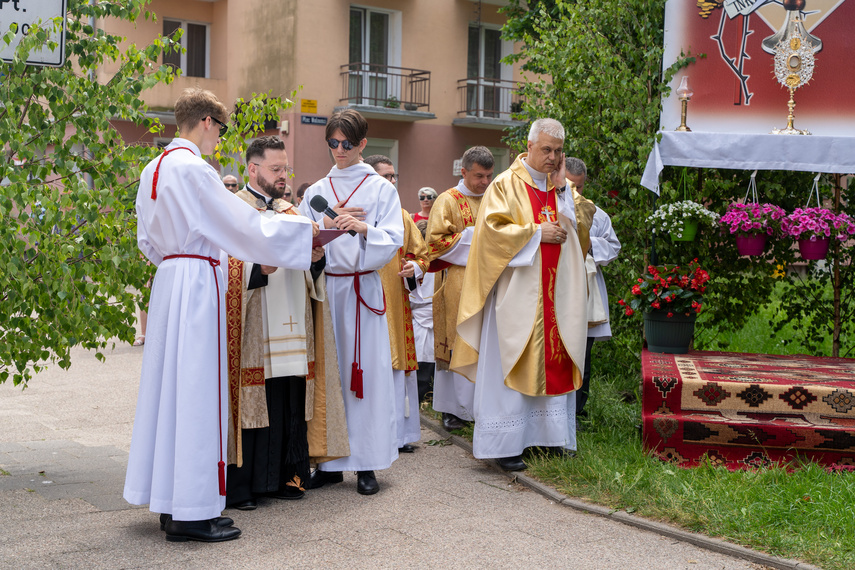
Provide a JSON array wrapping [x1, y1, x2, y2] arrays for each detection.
[[104, 0, 527, 212]]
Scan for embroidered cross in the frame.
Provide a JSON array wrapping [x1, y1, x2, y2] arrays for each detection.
[[283, 316, 298, 332], [438, 339, 451, 354]]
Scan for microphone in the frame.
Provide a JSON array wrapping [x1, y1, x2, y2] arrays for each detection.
[[309, 195, 357, 236]]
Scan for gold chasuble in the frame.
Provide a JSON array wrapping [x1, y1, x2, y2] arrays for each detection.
[[571, 187, 596, 256], [450, 155, 588, 397], [226, 190, 349, 467], [425, 187, 483, 369], [378, 209, 430, 372]]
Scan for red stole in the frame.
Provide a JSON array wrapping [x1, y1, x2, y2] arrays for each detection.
[[524, 183, 575, 395]]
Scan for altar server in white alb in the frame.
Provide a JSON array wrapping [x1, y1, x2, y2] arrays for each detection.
[[299, 109, 404, 495], [123, 88, 319, 543]]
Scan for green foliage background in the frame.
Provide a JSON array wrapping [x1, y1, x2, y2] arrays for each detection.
[[0, 0, 291, 386], [501, 0, 852, 363]]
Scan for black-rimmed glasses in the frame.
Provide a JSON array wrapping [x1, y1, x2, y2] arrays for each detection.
[[327, 138, 355, 151], [382, 172, 399, 182], [224, 182, 238, 189], [210, 116, 228, 137]]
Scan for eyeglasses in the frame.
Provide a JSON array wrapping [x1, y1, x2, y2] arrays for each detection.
[[419, 195, 434, 201], [382, 172, 399, 182], [210, 116, 228, 137], [327, 138, 355, 151], [224, 182, 238, 189], [251, 162, 294, 178], [284, 193, 292, 198]]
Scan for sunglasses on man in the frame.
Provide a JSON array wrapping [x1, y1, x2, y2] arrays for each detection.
[[210, 116, 228, 137], [224, 182, 238, 189], [327, 138, 355, 151]]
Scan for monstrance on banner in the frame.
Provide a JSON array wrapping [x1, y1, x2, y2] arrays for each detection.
[[660, 0, 853, 136]]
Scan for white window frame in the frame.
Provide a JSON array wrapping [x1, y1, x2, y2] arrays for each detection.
[[349, 5, 402, 106], [163, 19, 211, 79], [467, 23, 514, 118]]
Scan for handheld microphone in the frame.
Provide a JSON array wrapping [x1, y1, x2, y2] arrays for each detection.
[[309, 195, 357, 236]]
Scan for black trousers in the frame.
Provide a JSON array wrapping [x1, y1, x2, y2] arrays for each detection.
[[226, 376, 309, 505], [576, 337, 596, 418], [416, 361, 435, 404]]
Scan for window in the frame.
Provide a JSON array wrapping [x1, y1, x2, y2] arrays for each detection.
[[347, 6, 401, 106], [163, 19, 209, 78], [466, 25, 512, 118]]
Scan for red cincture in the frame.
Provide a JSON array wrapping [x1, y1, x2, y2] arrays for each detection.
[[162, 253, 227, 495], [151, 147, 193, 200], [324, 270, 386, 399], [328, 174, 370, 206]]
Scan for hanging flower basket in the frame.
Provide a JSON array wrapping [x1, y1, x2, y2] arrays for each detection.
[[643, 311, 697, 354], [798, 237, 831, 260], [671, 220, 699, 242], [782, 207, 855, 260], [735, 233, 768, 256]]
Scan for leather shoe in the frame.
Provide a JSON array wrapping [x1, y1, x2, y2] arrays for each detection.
[[442, 413, 466, 431], [165, 519, 241, 542], [269, 487, 305, 500], [160, 514, 233, 531], [398, 444, 416, 453], [549, 447, 577, 459], [356, 470, 379, 495], [308, 469, 343, 489], [229, 499, 257, 511], [495, 455, 527, 471]]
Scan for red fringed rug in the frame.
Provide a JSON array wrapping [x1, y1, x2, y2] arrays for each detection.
[[641, 349, 855, 470]]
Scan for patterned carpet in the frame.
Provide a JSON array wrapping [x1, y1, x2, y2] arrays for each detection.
[[641, 349, 855, 470]]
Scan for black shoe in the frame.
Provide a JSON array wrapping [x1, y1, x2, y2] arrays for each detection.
[[269, 487, 305, 500], [229, 499, 257, 511], [308, 469, 343, 489], [160, 514, 234, 531], [356, 471, 379, 495], [495, 455, 527, 471], [549, 447, 577, 459], [398, 444, 416, 453], [442, 413, 466, 431], [164, 519, 242, 542]]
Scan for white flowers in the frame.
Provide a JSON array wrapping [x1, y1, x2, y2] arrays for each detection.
[[647, 200, 720, 238]]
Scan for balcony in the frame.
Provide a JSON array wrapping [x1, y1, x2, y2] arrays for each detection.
[[453, 77, 526, 130], [339, 63, 435, 121]]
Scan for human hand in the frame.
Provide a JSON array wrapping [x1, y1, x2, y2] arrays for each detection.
[[398, 261, 415, 278], [334, 213, 368, 236], [311, 220, 320, 236], [333, 200, 367, 221], [311, 247, 325, 263], [550, 151, 566, 190], [260, 265, 278, 275], [541, 221, 568, 244]]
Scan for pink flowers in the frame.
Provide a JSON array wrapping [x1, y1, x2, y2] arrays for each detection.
[[719, 203, 786, 236], [781, 208, 855, 241]]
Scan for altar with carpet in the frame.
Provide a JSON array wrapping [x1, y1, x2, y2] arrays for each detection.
[[641, 349, 855, 470]]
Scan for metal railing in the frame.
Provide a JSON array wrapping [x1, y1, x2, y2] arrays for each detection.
[[457, 77, 523, 120], [340, 63, 431, 111]]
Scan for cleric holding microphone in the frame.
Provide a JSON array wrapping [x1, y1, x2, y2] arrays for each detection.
[[297, 109, 404, 495]]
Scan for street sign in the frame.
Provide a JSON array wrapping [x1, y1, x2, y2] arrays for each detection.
[[301, 115, 327, 126], [300, 99, 317, 113], [0, 0, 67, 67]]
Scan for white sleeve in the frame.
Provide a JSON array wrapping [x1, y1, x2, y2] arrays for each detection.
[[507, 227, 541, 267], [438, 226, 474, 266], [590, 209, 621, 266]]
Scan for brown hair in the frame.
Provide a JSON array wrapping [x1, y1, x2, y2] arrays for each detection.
[[245, 135, 285, 164], [462, 146, 494, 170], [324, 108, 368, 145], [364, 154, 393, 169], [174, 88, 228, 132]]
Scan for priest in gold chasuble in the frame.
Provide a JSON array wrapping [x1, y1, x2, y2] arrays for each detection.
[[450, 120, 588, 470], [225, 138, 348, 510], [425, 146, 495, 428]]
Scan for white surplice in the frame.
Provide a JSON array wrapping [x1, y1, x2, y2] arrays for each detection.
[[298, 162, 403, 472], [471, 160, 579, 459], [124, 139, 314, 521], [587, 206, 621, 340], [410, 271, 435, 362]]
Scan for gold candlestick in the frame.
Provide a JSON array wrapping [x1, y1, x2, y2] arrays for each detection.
[[675, 76, 693, 132]]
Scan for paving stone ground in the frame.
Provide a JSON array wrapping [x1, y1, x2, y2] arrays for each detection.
[[0, 344, 776, 569]]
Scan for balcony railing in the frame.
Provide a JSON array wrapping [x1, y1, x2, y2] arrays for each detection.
[[457, 77, 523, 120], [340, 63, 431, 111]]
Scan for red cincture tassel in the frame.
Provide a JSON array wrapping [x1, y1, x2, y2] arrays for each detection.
[[351, 362, 364, 399], [218, 460, 226, 496]]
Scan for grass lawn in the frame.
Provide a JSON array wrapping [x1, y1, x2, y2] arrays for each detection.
[[433, 282, 854, 569]]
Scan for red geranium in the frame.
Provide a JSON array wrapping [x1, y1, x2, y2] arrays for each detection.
[[619, 259, 710, 318]]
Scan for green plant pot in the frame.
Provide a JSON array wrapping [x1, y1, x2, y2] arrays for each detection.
[[670, 220, 699, 242], [643, 311, 697, 354]]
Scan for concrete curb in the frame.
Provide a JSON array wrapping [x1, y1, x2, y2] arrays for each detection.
[[420, 413, 821, 570]]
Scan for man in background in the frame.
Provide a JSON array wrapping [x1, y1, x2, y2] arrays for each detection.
[[223, 174, 239, 193]]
